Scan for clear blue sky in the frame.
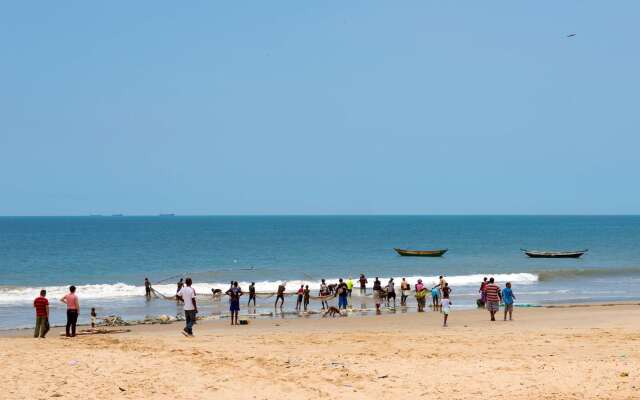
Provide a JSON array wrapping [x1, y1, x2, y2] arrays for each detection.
[[1, 1, 638, 215]]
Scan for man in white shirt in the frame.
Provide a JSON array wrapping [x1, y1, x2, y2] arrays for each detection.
[[177, 277, 197, 336]]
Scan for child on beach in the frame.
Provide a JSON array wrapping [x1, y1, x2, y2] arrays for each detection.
[[90, 307, 97, 328], [502, 282, 516, 321], [441, 294, 451, 327], [303, 285, 310, 311]]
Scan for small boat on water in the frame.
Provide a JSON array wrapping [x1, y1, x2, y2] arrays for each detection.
[[394, 248, 448, 257], [521, 249, 588, 258]]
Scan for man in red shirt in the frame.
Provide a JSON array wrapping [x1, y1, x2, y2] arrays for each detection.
[[484, 277, 502, 321], [33, 289, 49, 338]]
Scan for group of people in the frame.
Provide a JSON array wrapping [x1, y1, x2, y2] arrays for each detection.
[[478, 277, 516, 321], [32, 285, 98, 339], [32, 274, 518, 339]]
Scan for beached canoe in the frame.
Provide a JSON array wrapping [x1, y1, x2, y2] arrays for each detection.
[[394, 248, 448, 257], [521, 249, 588, 258]]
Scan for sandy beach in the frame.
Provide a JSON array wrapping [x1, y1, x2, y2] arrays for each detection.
[[1, 304, 638, 399]]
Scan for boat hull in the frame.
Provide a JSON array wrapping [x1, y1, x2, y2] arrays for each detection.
[[394, 248, 448, 257], [522, 250, 587, 258]]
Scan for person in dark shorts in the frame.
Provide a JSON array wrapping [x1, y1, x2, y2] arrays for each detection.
[[60, 285, 79, 337], [226, 281, 243, 325], [442, 282, 452, 299], [303, 285, 310, 311], [386, 278, 396, 308], [33, 289, 49, 338], [359, 274, 368, 295], [177, 277, 197, 336], [248, 282, 256, 307], [275, 282, 286, 309], [296, 285, 304, 311], [144, 277, 152, 298]]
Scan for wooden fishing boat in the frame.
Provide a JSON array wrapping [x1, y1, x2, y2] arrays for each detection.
[[394, 248, 448, 257], [521, 249, 587, 258]]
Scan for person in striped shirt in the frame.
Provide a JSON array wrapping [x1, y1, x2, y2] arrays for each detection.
[[484, 277, 502, 321]]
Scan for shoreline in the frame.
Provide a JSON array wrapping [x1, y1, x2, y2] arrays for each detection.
[[2, 300, 639, 337]]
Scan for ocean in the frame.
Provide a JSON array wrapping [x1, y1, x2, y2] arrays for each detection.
[[1, 215, 639, 329]]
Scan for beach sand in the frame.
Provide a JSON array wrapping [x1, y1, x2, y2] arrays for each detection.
[[1, 304, 638, 399]]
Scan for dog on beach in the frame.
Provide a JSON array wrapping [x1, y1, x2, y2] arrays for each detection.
[[323, 306, 343, 318]]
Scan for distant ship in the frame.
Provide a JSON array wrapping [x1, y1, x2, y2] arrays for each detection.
[[111, 214, 124, 217], [158, 213, 176, 217]]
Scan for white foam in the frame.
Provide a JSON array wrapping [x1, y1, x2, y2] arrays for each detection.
[[0, 273, 538, 305]]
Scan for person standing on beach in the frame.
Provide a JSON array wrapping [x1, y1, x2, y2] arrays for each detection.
[[319, 279, 329, 310], [337, 278, 348, 310], [177, 277, 197, 336], [248, 282, 256, 307], [33, 289, 49, 338], [441, 293, 452, 327], [478, 277, 488, 308], [373, 277, 383, 314], [275, 282, 286, 309], [303, 285, 310, 311], [296, 285, 304, 311], [442, 282, 452, 299], [359, 274, 368, 295], [400, 278, 410, 306], [226, 281, 243, 326], [144, 277, 152, 298], [502, 282, 516, 321], [414, 279, 426, 312], [386, 278, 396, 308], [484, 277, 501, 321], [60, 285, 79, 337], [346, 277, 354, 307]]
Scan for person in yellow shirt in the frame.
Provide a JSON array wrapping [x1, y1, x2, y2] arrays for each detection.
[[346, 277, 354, 307]]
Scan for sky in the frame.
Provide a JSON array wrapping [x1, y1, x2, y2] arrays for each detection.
[[1, 1, 639, 215]]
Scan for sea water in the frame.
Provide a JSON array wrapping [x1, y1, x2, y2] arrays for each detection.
[[1, 215, 639, 329]]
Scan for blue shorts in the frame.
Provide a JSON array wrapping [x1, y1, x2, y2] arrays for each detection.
[[230, 300, 240, 312], [338, 295, 348, 308]]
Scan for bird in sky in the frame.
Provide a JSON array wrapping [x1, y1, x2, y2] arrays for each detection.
[[567, 33, 576, 37]]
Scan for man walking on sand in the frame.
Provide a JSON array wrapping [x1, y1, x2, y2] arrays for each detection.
[[177, 277, 197, 336], [484, 277, 501, 321], [33, 289, 49, 338]]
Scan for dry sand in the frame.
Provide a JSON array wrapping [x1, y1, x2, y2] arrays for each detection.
[[1, 304, 639, 399]]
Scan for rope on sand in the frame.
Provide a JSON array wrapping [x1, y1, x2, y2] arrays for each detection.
[[60, 328, 131, 336]]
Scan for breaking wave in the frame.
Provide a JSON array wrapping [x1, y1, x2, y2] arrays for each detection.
[[0, 272, 538, 305]]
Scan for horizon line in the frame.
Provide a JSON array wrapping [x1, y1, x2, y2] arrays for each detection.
[[1, 213, 639, 218]]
